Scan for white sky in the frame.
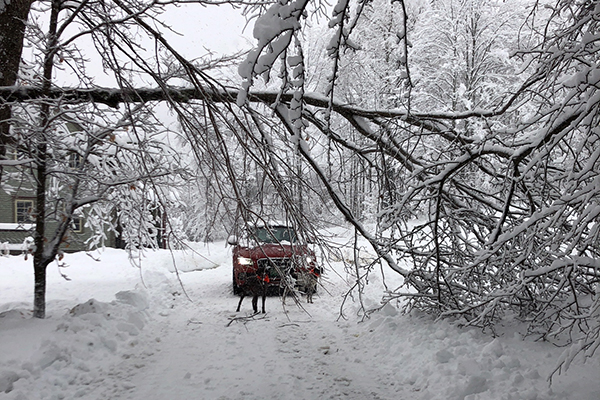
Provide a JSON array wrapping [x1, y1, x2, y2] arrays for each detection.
[[32, 3, 253, 88], [30, 3, 255, 130], [160, 4, 252, 59]]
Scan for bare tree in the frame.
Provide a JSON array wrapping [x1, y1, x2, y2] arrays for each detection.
[[234, 0, 600, 368], [1, 0, 196, 318], [1, 0, 599, 370]]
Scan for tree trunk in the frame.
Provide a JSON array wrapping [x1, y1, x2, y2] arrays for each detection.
[[33, 258, 48, 318], [32, 137, 48, 318], [0, 0, 33, 178], [32, 0, 60, 319]]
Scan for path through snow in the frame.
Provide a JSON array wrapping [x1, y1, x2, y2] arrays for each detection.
[[82, 260, 401, 400]]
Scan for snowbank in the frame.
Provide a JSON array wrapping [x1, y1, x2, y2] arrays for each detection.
[[0, 291, 149, 397]]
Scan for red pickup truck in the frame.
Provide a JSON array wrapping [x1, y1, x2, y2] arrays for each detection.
[[228, 223, 317, 295]]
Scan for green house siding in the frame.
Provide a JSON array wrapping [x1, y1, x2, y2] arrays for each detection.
[[0, 206, 115, 253], [1, 170, 117, 254], [0, 226, 34, 244], [1, 123, 123, 253], [0, 193, 12, 223]]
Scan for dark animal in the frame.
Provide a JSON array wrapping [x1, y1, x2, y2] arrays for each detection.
[[281, 272, 297, 306], [236, 268, 270, 314], [304, 267, 321, 304]]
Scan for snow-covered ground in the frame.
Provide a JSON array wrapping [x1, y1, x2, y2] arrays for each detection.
[[1, 229, 599, 400]]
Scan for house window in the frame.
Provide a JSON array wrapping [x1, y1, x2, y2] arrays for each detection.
[[71, 217, 83, 233], [68, 153, 83, 169], [9, 146, 28, 160], [15, 199, 35, 223]]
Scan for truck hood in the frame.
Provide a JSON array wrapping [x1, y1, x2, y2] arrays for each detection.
[[237, 243, 309, 259]]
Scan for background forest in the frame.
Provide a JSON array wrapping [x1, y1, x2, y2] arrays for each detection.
[[0, 0, 599, 372]]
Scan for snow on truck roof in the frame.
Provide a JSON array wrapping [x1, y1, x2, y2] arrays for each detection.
[[252, 221, 294, 229]]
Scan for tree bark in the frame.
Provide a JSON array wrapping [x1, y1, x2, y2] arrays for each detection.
[[32, 0, 60, 319], [33, 258, 49, 319], [0, 0, 33, 177]]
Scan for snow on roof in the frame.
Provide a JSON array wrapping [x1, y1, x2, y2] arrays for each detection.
[[0, 223, 35, 231], [253, 220, 292, 228]]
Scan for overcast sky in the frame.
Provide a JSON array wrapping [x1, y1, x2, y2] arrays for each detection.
[[34, 3, 252, 88], [161, 4, 251, 60]]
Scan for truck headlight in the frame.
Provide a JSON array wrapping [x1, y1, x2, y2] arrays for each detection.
[[237, 256, 253, 266]]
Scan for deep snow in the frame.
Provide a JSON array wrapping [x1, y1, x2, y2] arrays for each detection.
[[1, 229, 599, 400]]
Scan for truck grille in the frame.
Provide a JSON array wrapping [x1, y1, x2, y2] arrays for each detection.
[[257, 258, 293, 279]]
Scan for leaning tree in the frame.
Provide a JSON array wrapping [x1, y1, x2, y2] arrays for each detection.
[[234, 0, 600, 368]]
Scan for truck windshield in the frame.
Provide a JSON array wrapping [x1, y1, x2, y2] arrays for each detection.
[[254, 226, 297, 243]]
